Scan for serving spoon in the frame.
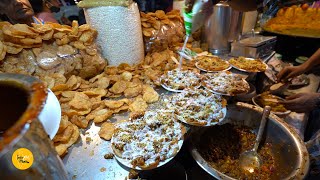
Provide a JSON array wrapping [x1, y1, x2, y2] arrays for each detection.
[[239, 106, 271, 173]]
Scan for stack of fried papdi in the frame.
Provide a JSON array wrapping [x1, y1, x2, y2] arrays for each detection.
[[49, 64, 160, 156]]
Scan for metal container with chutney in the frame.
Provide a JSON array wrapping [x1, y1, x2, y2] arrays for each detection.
[[0, 73, 67, 179]]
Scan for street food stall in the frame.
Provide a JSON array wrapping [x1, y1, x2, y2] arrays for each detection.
[[0, 0, 319, 179]]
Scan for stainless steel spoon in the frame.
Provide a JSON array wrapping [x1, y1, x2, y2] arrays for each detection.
[[239, 106, 271, 173]]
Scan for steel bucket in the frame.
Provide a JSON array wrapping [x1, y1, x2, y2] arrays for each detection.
[[0, 73, 67, 180], [203, 2, 243, 55]]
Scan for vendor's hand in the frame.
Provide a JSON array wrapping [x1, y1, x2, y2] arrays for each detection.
[[282, 93, 320, 113], [277, 65, 306, 82]]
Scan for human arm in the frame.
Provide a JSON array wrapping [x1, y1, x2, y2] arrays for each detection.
[[277, 49, 320, 81], [299, 48, 320, 72], [282, 93, 320, 113]]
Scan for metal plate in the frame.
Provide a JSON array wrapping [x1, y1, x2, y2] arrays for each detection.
[[62, 115, 130, 179], [162, 89, 228, 127], [289, 74, 310, 87], [160, 83, 184, 93], [195, 61, 232, 73], [202, 78, 250, 97], [203, 86, 233, 96], [178, 106, 227, 127], [112, 139, 184, 170], [252, 94, 291, 116], [160, 82, 201, 93], [229, 58, 268, 73], [238, 36, 277, 47], [159, 70, 202, 93]]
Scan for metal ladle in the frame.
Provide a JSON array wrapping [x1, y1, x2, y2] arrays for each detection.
[[239, 106, 271, 173]]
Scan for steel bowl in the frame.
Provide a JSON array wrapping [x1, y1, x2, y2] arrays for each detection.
[[235, 83, 256, 102], [252, 94, 291, 117], [190, 102, 309, 180]]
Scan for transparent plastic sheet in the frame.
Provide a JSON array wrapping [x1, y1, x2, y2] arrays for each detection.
[[141, 10, 185, 53]]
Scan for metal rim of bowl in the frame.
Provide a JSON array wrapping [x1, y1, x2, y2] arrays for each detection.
[[189, 102, 309, 180], [252, 94, 291, 116]]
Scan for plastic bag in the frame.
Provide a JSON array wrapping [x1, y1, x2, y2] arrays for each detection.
[[141, 10, 185, 53], [0, 43, 106, 80]]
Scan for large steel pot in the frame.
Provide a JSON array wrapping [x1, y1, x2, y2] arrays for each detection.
[[0, 73, 67, 180], [190, 102, 309, 179]]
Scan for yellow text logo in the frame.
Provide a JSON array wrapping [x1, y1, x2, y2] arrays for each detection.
[[12, 148, 34, 170]]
